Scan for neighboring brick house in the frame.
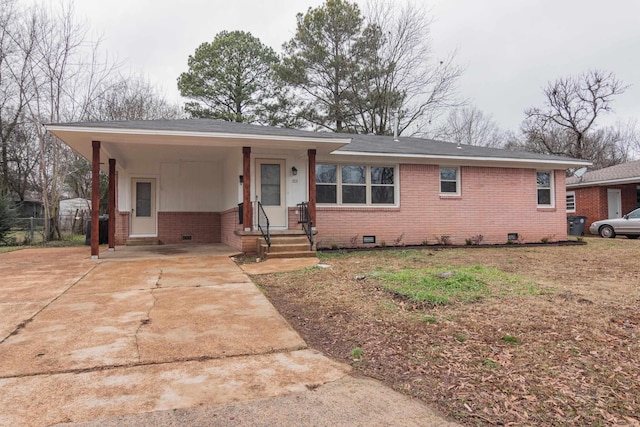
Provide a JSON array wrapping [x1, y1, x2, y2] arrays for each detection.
[[46, 119, 589, 257], [566, 159, 640, 234]]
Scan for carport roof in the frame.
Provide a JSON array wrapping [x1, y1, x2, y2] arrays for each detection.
[[46, 119, 590, 169], [567, 159, 640, 188]]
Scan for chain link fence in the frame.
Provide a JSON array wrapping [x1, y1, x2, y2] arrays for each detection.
[[4, 212, 89, 247]]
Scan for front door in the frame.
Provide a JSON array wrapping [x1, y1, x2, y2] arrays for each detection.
[[607, 188, 622, 219], [131, 178, 157, 236], [256, 159, 286, 228]]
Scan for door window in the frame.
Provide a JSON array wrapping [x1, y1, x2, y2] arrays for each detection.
[[136, 182, 152, 217], [260, 164, 281, 206]]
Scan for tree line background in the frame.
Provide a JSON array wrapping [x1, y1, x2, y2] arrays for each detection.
[[1, 0, 638, 243]]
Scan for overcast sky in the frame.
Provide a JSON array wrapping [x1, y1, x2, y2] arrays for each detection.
[[71, 0, 640, 133]]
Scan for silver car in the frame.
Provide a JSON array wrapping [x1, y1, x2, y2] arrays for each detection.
[[589, 208, 640, 239]]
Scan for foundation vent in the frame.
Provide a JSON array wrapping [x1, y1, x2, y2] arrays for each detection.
[[182, 235, 193, 241]]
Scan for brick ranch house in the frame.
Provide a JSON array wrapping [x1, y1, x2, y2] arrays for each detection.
[[45, 119, 589, 258], [566, 159, 640, 233]]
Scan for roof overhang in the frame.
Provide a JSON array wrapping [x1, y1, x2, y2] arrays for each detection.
[[45, 125, 352, 170], [567, 176, 640, 188], [331, 150, 592, 169]]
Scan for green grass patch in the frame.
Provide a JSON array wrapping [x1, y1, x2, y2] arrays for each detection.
[[317, 248, 426, 262], [502, 334, 520, 344], [483, 358, 500, 369], [351, 347, 363, 359], [373, 264, 537, 305], [0, 246, 22, 254]]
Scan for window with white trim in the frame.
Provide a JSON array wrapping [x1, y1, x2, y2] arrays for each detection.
[[440, 167, 460, 195], [537, 171, 554, 206], [316, 164, 396, 205], [566, 191, 576, 212], [316, 165, 337, 204]]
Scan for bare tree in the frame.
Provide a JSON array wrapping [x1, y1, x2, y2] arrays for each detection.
[[67, 75, 182, 207], [518, 70, 629, 168], [19, 2, 118, 239], [435, 106, 504, 147], [0, 0, 35, 196], [5, 120, 38, 202], [359, 0, 464, 136], [87, 75, 182, 121]]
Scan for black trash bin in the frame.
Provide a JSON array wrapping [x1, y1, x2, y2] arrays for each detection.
[[85, 215, 109, 245], [567, 215, 587, 236]]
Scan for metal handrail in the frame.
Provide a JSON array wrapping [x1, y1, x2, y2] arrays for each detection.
[[256, 201, 270, 251], [297, 202, 313, 250]]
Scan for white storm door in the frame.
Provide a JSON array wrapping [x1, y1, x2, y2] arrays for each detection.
[[607, 189, 622, 219], [131, 178, 157, 235], [256, 160, 286, 228]]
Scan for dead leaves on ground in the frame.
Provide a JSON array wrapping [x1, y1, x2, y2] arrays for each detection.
[[255, 241, 640, 426]]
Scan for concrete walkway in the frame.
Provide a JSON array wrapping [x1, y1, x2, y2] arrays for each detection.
[[0, 245, 457, 427]]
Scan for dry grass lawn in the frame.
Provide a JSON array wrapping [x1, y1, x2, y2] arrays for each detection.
[[253, 238, 640, 426]]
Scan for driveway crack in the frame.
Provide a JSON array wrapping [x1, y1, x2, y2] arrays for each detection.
[[0, 263, 101, 345], [134, 269, 162, 361]]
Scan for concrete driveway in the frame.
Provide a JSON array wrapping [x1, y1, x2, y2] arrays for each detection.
[[0, 245, 457, 427]]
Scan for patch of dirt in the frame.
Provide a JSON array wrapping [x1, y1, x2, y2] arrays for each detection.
[[254, 237, 640, 426]]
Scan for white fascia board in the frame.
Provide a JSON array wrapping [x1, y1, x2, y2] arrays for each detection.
[[567, 176, 640, 188], [45, 125, 351, 145], [332, 150, 592, 168]]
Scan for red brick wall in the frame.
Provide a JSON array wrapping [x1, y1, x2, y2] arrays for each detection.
[[621, 184, 639, 214], [115, 211, 129, 245], [315, 165, 568, 248], [288, 207, 301, 230], [157, 212, 221, 244], [572, 187, 606, 233], [572, 184, 640, 233], [220, 207, 242, 249]]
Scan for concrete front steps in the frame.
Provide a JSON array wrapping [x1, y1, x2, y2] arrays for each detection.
[[125, 237, 161, 246], [258, 233, 316, 260]]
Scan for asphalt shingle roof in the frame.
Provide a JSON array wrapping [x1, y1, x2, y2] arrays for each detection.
[[53, 118, 583, 163], [566, 159, 640, 186]]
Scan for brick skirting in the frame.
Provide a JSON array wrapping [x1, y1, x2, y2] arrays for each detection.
[[157, 212, 221, 244]]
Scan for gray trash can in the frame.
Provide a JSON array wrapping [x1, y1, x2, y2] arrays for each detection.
[[567, 215, 587, 236]]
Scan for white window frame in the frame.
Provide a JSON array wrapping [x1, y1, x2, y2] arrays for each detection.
[[316, 164, 398, 206], [536, 170, 555, 207], [566, 191, 576, 212], [439, 167, 461, 196]]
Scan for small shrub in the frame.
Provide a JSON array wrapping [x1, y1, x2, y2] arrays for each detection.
[[331, 243, 340, 250], [576, 236, 584, 242], [465, 238, 473, 245], [351, 347, 363, 359], [380, 240, 387, 248], [540, 237, 549, 244], [506, 239, 514, 245], [471, 234, 484, 245], [349, 235, 359, 247], [421, 239, 428, 246], [436, 235, 451, 245], [0, 194, 17, 245]]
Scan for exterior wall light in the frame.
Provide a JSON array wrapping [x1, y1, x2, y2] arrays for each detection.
[[291, 166, 298, 176]]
